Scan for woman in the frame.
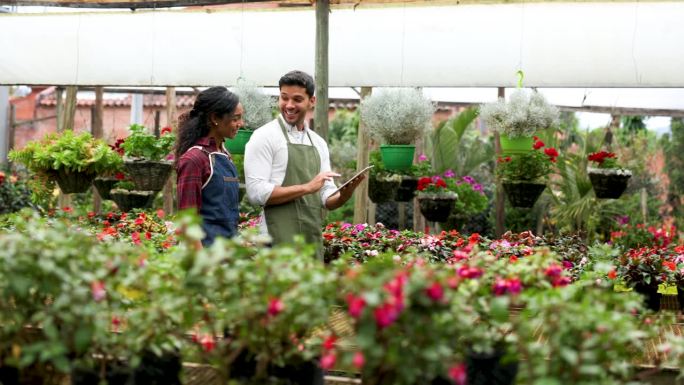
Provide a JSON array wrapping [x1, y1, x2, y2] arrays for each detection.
[[176, 86, 244, 247]]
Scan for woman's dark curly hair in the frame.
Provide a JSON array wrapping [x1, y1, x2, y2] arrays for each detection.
[[175, 86, 240, 162]]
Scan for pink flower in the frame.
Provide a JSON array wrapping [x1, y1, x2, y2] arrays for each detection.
[[492, 278, 508, 296], [91, 281, 106, 302], [448, 363, 467, 385], [323, 335, 337, 351], [426, 282, 444, 302], [418, 154, 428, 162], [374, 302, 399, 329], [444, 169, 455, 178], [562, 260, 573, 269], [545, 264, 563, 278], [552, 276, 571, 287], [200, 334, 215, 353], [507, 278, 522, 295], [355, 223, 367, 232], [346, 293, 366, 318], [352, 352, 365, 370], [131, 232, 141, 245], [320, 352, 336, 370], [268, 298, 284, 317], [156, 209, 166, 219]]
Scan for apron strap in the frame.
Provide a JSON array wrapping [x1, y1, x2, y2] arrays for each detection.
[[277, 116, 313, 146], [203, 151, 232, 190]]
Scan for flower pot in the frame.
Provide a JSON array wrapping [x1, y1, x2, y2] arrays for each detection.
[[380, 145, 415, 172], [466, 349, 518, 385], [110, 189, 156, 212], [499, 135, 533, 155], [395, 176, 419, 202], [71, 362, 131, 385], [502, 181, 546, 208], [588, 168, 631, 199], [123, 159, 173, 192], [225, 129, 254, 155], [368, 177, 400, 204], [92, 177, 119, 200], [131, 350, 182, 385], [418, 196, 456, 223], [677, 285, 684, 312], [633, 284, 661, 312], [51, 169, 96, 194]]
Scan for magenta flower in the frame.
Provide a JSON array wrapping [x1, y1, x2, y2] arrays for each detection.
[[448, 363, 467, 385], [320, 352, 337, 370], [426, 282, 445, 302], [346, 293, 366, 318], [545, 264, 563, 278], [418, 154, 428, 162], [492, 278, 508, 296], [267, 298, 284, 317], [444, 169, 456, 178], [352, 352, 365, 369], [462, 176, 475, 185], [374, 302, 399, 328], [507, 277, 522, 295]]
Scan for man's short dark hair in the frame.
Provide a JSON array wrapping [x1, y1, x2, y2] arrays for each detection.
[[279, 70, 315, 97]]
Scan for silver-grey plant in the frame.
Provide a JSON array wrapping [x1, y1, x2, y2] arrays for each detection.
[[360, 88, 435, 145], [480, 89, 559, 138], [232, 82, 276, 130]]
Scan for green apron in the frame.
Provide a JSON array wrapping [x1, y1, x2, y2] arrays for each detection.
[[264, 117, 324, 260]]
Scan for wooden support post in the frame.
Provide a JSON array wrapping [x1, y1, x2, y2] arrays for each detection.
[[0, 86, 9, 166], [92, 86, 104, 213], [413, 128, 426, 233], [59, 86, 77, 132], [154, 110, 161, 138], [314, 0, 329, 141], [353, 87, 372, 224], [55, 87, 64, 132], [163, 87, 177, 215], [8, 105, 16, 154], [495, 87, 505, 237]]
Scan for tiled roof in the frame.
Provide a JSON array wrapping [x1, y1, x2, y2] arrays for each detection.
[[39, 94, 196, 108]]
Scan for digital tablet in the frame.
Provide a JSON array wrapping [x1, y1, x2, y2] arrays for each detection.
[[331, 165, 374, 195]]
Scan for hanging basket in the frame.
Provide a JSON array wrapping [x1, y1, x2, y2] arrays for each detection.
[[499, 135, 534, 155], [418, 195, 456, 223], [395, 176, 419, 202], [368, 177, 400, 204], [225, 129, 254, 155], [502, 181, 546, 208], [92, 177, 119, 200], [110, 189, 156, 212], [380, 144, 415, 172], [588, 168, 631, 199], [50, 169, 96, 194], [123, 159, 173, 192]]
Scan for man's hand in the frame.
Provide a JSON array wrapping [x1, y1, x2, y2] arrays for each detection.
[[325, 174, 365, 210], [306, 171, 341, 194]]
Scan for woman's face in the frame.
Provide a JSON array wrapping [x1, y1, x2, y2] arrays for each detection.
[[214, 103, 244, 139]]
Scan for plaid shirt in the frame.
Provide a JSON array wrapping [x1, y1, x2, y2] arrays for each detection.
[[176, 137, 231, 211]]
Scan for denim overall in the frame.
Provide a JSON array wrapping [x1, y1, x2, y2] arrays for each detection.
[[188, 146, 240, 247]]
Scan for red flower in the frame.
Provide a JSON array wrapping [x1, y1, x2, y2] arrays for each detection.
[[426, 282, 444, 302], [115, 172, 126, 180], [533, 140, 545, 150], [468, 233, 480, 245], [268, 298, 284, 317], [131, 232, 141, 245], [374, 302, 399, 329], [156, 209, 165, 219], [663, 260, 677, 272], [135, 217, 145, 226], [607, 269, 617, 280], [62, 206, 73, 213], [544, 147, 559, 162], [200, 334, 215, 353], [544, 264, 563, 278], [0, 172, 4, 184], [346, 293, 366, 318], [91, 281, 106, 301], [352, 352, 365, 370], [323, 335, 338, 351], [161, 126, 173, 135], [320, 352, 336, 370], [448, 363, 467, 385], [145, 232, 152, 240]]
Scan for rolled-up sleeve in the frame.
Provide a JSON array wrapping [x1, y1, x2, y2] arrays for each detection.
[[318, 141, 338, 205], [244, 132, 276, 206]]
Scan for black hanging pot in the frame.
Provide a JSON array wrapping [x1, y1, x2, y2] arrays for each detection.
[[110, 189, 156, 212], [502, 181, 546, 208], [368, 177, 400, 204], [51, 169, 96, 194], [123, 159, 173, 192], [466, 348, 518, 385], [92, 177, 119, 200], [633, 283, 661, 312], [588, 168, 632, 199], [395, 176, 419, 202], [418, 195, 456, 223]]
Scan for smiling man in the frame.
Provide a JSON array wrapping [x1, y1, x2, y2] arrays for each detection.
[[244, 70, 363, 259]]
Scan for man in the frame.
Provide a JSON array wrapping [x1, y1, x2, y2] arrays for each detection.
[[244, 70, 363, 259]]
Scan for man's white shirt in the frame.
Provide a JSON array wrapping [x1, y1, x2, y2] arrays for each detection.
[[244, 116, 337, 233]]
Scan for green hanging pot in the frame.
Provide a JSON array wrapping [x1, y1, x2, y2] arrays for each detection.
[[380, 144, 415, 172], [499, 135, 534, 155], [225, 129, 254, 155]]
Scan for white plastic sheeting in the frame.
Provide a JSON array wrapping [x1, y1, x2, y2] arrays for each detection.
[[1, 2, 684, 87]]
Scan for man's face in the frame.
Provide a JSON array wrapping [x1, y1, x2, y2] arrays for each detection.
[[279, 85, 315, 128]]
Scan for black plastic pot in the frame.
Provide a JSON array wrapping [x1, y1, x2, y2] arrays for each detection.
[[502, 181, 546, 208], [227, 349, 323, 385], [368, 177, 400, 204], [588, 169, 631, 199], [71, 362, 131, 385], [634, 283, 661, 312], [132, 350, 182, 385], [466, 349, 518, 385], [395, 176, 419, 202], [418, 197, 455, 223]]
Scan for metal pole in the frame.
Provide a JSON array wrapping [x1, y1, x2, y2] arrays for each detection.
[[0, 86, 9, 166], [314, 0, 329, 141]]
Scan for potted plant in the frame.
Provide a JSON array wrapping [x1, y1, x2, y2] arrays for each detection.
[[496, 138, 558, 208], [227, 82, 276, 154], [480, 89, 559, 154], [109, 179, 156, 212], [443, 174, 489, 230], [93, 138, 126, 200], [368, 150, 402, 203], [587, 150, 632, 199], [415, 175, 457, 223], [8, 130, 123, 194], [615, 246, 676, 311], [395, 154, 433, 202], [360, 88, 435, 171], [120, 124, 175, 192], [0, 170, 33, 215]]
